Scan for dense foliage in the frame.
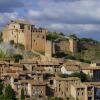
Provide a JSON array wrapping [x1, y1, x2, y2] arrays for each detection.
[[13, 54, 23, 62], [54, 52, 91, 64], [20, 88, 25, 100], [58, 71, 89, 82], [46, 32, 64, 40], [4, 84, 16, 100], [79, 38, 99, 44], [70, 71, 88, 82]]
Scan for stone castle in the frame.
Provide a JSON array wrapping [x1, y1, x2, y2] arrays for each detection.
[[3, 20, 77, 57], [3, 20, 48, 52]]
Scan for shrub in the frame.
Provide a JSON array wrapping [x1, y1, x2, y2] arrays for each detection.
[[13, 54, 23, 62]]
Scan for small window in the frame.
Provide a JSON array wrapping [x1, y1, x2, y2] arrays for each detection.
[[32, 66, 34, 71], [20, 24, 24, 29], [78, 92, 79, 96], [50, 80, 53, 85], [82, 92, 83, 95], [59, 88, 60, 91], [42, 36, 44, 39]]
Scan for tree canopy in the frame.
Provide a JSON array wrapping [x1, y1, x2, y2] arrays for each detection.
[[13, 54, 23, 62], [46, 32, 64, 41], [20, 88, 25, 100], [4, 84, 16, 100]]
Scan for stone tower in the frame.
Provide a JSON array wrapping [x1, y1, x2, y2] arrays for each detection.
[[69, 38, 77, 53]]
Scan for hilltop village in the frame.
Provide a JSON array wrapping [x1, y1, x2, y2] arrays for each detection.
[[0, 20, 100, 100]]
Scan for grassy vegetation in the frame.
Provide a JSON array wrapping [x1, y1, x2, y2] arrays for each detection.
[[81, 48, 100, 61], [54, 52, 91, 63], [49, 33, 100, 62], [0, 49, 10, 59]]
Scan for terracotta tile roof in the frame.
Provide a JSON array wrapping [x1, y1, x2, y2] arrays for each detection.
[[37, 61, 60, 66], [54, 76, 80, 81]]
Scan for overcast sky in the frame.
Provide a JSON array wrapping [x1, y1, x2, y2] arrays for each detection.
[[0, 0, 100, 41]]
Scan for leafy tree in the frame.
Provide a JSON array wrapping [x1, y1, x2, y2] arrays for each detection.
[[13, 54, 23, 62], [68, 34, 78, 40], [59, 32, 64, 36], [4, 84, 16, 100], [70, 71, 88, 82], [79, 38, 99, 44], [46, 32, 64, 41], [0, 94, 4, 100], [20, 88, 25, 100]]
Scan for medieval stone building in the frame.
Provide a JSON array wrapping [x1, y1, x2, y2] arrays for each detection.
[[3, 20, 48, 53], [54, 37, 77, 54]]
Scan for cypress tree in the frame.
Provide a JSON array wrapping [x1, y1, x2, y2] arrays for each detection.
[[4, 84, 16, 100], [20, 88, 25, 100]]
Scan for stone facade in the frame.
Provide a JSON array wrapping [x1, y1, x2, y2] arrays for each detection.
[[3, 20, 48, 52], [54, 76, 80, 98], [54, 37, 77, 54], [71, 83, 94, 100]]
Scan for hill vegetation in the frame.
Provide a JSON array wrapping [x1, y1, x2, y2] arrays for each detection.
[[0, 31, 99, 62], [47, 32, 100, 62]]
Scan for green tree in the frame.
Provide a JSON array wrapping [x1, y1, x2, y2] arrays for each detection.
[[4, 84, 16, 100], [13, 54, 23, 62], [69, 34, 78, 40], [79, 38, 99, 44], [70, 71, 88, 82], [46, 32, 64, 40], [20, 88, 25, 100], [0, 94, 4, 100]]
